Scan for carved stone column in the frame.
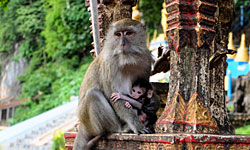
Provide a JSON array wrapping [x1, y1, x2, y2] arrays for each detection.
[[86, 0, 137, 52], [156, 0, 227, 134], [209, 0, 234, 134]]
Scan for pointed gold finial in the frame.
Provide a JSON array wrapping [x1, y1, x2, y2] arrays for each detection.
[[227, 32, 236, 59], [132, 4, 140, 21], [235, 33, 249, 62], [147, 32, 150, 48], [161, 2, 168, 40], [249, 45, 250, 64]]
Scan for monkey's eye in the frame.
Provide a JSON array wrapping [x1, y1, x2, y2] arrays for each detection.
[[132, 89, 135, 92], [137, 91, 141, 95], [125, 31, 134, 36], [114, 32, 121, 37]]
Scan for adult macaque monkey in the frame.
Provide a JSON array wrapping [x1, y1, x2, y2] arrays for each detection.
[[73, 18, 153, 150]]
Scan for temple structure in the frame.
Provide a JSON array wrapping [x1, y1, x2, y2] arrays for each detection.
[[65, 0, 250, 149]]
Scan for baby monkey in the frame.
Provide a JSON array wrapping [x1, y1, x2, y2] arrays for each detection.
[[111, 78, 157, 133]]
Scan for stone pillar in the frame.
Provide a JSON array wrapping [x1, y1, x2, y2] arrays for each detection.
[[6, 108, 9, 121], [86, 0, 137, 55], [209, 0, 234, 134], [12, 107, 15, 118], [155, 0, 234, 134]]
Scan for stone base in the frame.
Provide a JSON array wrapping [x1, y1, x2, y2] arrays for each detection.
[[64, 132, 250, 150]]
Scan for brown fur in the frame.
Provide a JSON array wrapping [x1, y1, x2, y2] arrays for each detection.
[[73, 19, 152, 150]]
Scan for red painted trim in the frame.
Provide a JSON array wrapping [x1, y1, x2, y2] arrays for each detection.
[[65, 146, 73, 150], [64, 132, 77, 138]]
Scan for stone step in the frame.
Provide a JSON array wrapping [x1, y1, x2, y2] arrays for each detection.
[[0, 99, 78, 150]]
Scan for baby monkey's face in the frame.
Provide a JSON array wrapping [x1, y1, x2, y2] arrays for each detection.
[[131, 86, 146, 99]]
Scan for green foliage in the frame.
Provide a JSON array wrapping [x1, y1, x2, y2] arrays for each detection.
[[15, 1, 45, 39], [236, 124, 250, 134], [42, 0, 67, 59], [139, 0, 164, 37], [0, 0, 45, 59], [0, 0, 93, 124], [234, 0, 250, 8], [42, 0, 92, 60], [227, 105, 234, 112], [0, 0, 10, 8], [0, 22, 18, 54], [52, 131, 66, 150], [11, 56, 92, 124], [61, 1, 92, 57], [16, 1, 45, 59], [0, 0, 20, 55]]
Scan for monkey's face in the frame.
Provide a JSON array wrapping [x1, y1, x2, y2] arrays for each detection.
[[147, 89, 153, 99], [102, 19, 150, 68], [131, 86, 146, 99], [111, 25, 146, 58], [113, 30, 135, 55]]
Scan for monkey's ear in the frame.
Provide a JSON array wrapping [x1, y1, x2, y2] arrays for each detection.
[[147, 90, 153, 98]]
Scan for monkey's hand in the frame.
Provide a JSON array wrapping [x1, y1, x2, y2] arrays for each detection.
[[111, 92, 122, 102], [124, 101, 132, 109], [139, 112, 147, 122]]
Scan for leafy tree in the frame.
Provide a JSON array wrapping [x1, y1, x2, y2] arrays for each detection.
[[5, 0, 93, 124], [61, 0, 92, 59], [0, 0, 22, 55], [12, 56, 92, 124], [0, 0, 45, 59], [0, 0, 10, 8], [15, 0, 46, 59], [139, 0, 164, 37], [42, 0, 92, 60]]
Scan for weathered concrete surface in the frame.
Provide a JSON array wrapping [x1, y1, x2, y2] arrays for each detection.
[[65, 132, 250, 150]]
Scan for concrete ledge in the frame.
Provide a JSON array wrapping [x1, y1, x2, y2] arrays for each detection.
[[64, 132, 250, 150]]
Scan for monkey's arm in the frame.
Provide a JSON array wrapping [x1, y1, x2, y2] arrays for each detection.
[[111, 99, 149, 134], [111, 92, 143, 109], [120, 95, 142, 109]]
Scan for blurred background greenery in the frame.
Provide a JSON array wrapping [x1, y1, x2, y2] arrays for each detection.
[[0, 0, 93, 125]]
